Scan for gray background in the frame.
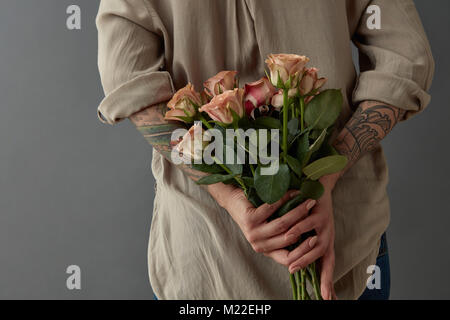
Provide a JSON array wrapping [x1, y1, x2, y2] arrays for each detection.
[[0, 0, 448, 300]]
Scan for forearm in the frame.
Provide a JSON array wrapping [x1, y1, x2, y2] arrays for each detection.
[[129, 103, 207, 182], [325, 101, 406, 188]]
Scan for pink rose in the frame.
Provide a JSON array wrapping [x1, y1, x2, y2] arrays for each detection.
[[299, 68, 327, 96], [204, 71, 238, 97], [265, 54, 309, 87], [244, 77, 277, 116], [199, 88, 245, 124], [175, 123, 209, 162], [270, 89, 300, 109], [165, 83, 202, 122]]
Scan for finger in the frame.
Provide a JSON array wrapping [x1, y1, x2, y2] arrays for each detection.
[[251, 231, 309, 254], [320, 247, 336, 300], [288, 243, 327, 274], [284, 215, 319, 240], [251, 190, 301, 225], [251, 199, 316, 241], [284, 236, 317, 265], [263, 249, 291, 267]]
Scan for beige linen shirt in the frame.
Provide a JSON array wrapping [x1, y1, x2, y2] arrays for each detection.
[[96, 0, 434, 299]]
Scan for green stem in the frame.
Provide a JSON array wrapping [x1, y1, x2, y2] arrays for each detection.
[[282, 89, 289, 163], [309, 262, 323, 300], [198, 113, 213, 130], [212, 156, 247, 192], [249, 163, 255, 177], [300, 96, 305, 132], [301, 269, 307, 300], [295, 271, 301, 301], [290, 273, 297, 300]]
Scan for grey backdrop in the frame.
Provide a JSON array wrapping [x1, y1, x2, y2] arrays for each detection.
[[0, 0, 448, 300]]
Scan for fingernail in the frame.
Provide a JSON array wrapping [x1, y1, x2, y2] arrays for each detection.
[[308, 236, 318, 248], [290, 266, 300, 274], [285, 233, 297, 242], [306, 200, 316, 210], [290, 190, 301, 198]]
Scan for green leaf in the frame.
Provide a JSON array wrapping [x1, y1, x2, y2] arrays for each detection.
[[254, 163, 291, 204], [254, 117, 282, 130], [288, 118, 299, 136], [309, 129, 327, 153], [196, 174, 235, 185], [241, 176, 255, 188], [289, 171, 303, 189], [247, 188, 264, 207], [302, 155, 348, 180], [305, 89, 343, 130], [191, 163, 224, 174], [300, 180, 324, 200], [302, 129, 327, 166], [295, 132, 310, 166], [286, 155, 303, 177]]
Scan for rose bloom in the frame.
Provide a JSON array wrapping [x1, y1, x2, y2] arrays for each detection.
[[244, 77, 277, 116], [199, 88, 245, 124], [270, 88, 299, 109], [265, 54, 309, 87], [165, 83, 202, 122], [175, 122, 210, 162], [299, 67, 327, 96], [204, 71, 238, 97]]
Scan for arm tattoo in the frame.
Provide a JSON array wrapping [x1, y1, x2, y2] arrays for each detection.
[[129, 103, 207, 182], [334, 101, 406, 170]]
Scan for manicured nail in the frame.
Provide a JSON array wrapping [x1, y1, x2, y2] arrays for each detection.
[[306, 200, 316, 210], [290, 266, 300, 274], [286, 234, 297, 242], [290, 190, 301, 198], [308, 236, 318, 248]]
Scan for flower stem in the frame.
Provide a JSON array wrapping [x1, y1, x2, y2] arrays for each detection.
[[290, 273, 297, 300], [300, 96, 305, 132], [295, 271, 301, 300], [282, 89, 289, 163], [301, 269, 307, 300], [309, 262, 323, 300]]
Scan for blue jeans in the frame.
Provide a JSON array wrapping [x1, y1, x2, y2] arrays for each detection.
[[358, 233, 391, 300]]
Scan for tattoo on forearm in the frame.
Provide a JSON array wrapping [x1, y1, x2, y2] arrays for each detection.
[[334, 101, 406, 169], [129, 103, 207, 181]]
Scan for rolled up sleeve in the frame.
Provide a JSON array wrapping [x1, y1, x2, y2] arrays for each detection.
[[96, 0, 174, 125], [352, 0, 435, 120]]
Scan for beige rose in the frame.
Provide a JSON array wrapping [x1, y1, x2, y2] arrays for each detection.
[[165, 83, 202, 122], [204, 71, 238, 97], [199, 88, 245, 124], [175, 123, 209, 162], [265, 54, 309, 87], [299, 67, 327, 96]]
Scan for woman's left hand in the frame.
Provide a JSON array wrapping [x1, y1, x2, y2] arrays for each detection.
[[263, 172, 341, 300]]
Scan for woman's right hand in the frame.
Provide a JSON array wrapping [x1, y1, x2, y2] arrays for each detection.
[[207, 183, 317, 267]]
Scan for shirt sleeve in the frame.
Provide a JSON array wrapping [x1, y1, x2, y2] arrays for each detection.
[[351, 0, 435, 120], [96, 0, 174, 125]]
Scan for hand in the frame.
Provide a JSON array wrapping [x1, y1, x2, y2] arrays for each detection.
[[266, 173, 340, 300], [208, 183, 317, 257]]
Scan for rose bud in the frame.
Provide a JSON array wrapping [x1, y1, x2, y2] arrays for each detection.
[[270, 89, 299, 110], [175, 122, 210, 162], [199, 88, 245, 124], [165, 83, 202, 122], [265, 54, 309, 88], [203, 71, 238, 97], [244, 77, 277, 116], [299, 67, 327, 96]]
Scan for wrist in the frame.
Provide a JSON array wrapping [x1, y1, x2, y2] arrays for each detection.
[[319, 171, 342, 192]]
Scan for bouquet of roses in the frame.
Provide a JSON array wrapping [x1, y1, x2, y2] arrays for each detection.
[[166, 54, 347, 300]]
